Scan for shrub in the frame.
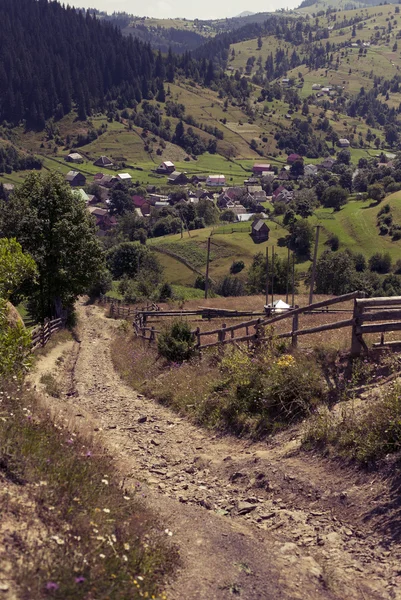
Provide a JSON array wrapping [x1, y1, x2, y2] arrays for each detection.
[[159, 282, 174, 302], [369, 252, 392, 274], [218, 345, 325, 430], [157, 320, 196, 363], [230, 260, 245, 274], [327, 234, 339, 251], [214, 276, 245, 297]]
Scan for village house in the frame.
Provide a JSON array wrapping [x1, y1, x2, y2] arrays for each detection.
[[156, 160, 175, 174], [277, 169, 290, 181], [167, 171, 188, 185], [321, 87, 332, 94], [190, 174, 207, 185], [76, 188, 89, 204], [251, 219, 270, 242], [275, 189, 294, 204], [117, 173, 132, 183], [312, 84, 321, 90], [318, 157, 336, 170], [231, 205, 247, 217], [66, 170, 86, 187], [253, 190, 267, 201], [86, 194, 98, 205], [253, 163, 271, 175], [65, 152, 84, 164], [93, 155, 113, 168], [281, 78, 290, 86], [206, 174, 226, 187], [88, 206, 117, 233], [272, 185, 286, 200], [247, 185, 263, 195], [2, 183, 14, 196], [97, 174, 118, 188], [94, 172, 104, 181], [304, 164, 318, 177], [287, 153, 303, 164], [217, 193, 235, 209], [338, 138, 350, 148]]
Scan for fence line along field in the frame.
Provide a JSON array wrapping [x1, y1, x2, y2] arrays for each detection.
[[101, 292, 401, 355]]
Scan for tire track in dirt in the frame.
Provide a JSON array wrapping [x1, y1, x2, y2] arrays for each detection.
[[36, 301, 401, 600]]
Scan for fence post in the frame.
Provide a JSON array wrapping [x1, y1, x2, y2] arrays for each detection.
[[351, 300, 364, 357], [149, 326, 156, 345], [291, 306, 299, 348]]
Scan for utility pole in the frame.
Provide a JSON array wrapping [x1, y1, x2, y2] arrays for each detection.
[[204, 236, 211, 299], [265, 247, 269, 306], [271, 245, 275, 309], [286, 247, 290, 304], [309, 225, 321, 305], [292, 252, 295, 308]]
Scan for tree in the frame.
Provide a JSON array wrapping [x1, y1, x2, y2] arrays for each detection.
[[220, 209, 236, 222], [109, 189, 134, 215], [1, 172, 103, 320], [312, 250, 356, 295], [0, 238, 37, 299], [369, 252, 392, 274], [367, 183, 385, 203], [288, 219, 314, 257], [292, 188, 318, 218], [337, 148, 351, 165], [322, 186, 349, 211], [247, 252, 299, 294], [106, 242, 163, 281]]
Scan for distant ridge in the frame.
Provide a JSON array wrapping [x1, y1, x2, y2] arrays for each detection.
[[235, 11, 256, 17]]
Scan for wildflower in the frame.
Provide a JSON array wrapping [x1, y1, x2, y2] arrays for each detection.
[[86, 451, 92, 458], [99, 553, 106, 559], [122, 555, 128, 562], [101, 479, 109, 485], [103, 508, 110, 513], [51, 535, 65, 545], [45, 582, 59, 591], [75, 577, 85, 584], [66, 439, 74, 444], [124, 543, 130, 551], [123, 496, 130, 500]]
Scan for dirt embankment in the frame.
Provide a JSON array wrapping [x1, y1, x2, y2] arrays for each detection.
[[31, 301, 401, 600]]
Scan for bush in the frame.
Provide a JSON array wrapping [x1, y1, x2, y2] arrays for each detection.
[[159, 282, 174, 302], [157, 320, 196, 363], [214, 276, 245, 297], [230, 260, 245, 274], [219, 346, 325, 431], [327, 234, 339, 251], [369, 252, 392, 274]]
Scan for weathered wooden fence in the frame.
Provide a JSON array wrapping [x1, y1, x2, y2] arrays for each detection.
[[31, 318, 64, 351], [101, 292, 401, 356]]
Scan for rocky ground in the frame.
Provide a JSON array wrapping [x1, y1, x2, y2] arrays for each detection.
[[31, 301, 401, 600]]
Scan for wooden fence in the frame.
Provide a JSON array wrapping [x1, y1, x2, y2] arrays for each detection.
[[31, 318, 64, 352], [102, 292, 401, 356]]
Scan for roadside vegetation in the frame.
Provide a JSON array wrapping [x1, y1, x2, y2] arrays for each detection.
[[112, 325, 325, 437]]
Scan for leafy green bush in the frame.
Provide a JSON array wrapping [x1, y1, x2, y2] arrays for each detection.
[[218, 345, 325, 431], [157, 320, 196, 363], [0, 299, 32, 379], [230, 260, 245, 274]]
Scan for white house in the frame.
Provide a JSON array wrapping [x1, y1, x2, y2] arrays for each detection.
[[66, 152, 84, 164], [206, 174, 226, 186], [118, 173, 132, 182]]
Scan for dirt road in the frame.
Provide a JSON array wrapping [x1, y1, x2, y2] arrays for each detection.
[[33, 302, 401, 600]]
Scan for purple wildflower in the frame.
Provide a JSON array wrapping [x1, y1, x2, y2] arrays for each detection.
[[75, 577, 85, 584], [45, 582, 59, 591], [86, 451, 92, 458], [66, 439, 74, 444]]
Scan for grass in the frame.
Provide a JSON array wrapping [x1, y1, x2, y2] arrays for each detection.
[[304, 374, 401, 464], [39, 373, 62, 398], [0, 381, 177, 599], [309, 194, 401, 262], [111, 330, 325, 438]]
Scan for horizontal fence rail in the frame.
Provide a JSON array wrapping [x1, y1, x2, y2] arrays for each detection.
[[100, 292, 401, 356], [31, 318, 64, 351]]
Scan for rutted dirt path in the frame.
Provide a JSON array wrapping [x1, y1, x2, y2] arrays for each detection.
[[33, 302, 401, 599]]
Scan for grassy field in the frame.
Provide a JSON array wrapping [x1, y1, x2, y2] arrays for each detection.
[[310, 193, 401, 261]]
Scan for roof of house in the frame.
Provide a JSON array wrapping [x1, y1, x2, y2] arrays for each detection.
[[339, 138, 350, 144], [168, 171, 184, 180], [162, 161, 174, 168], [94, 155, 113, 166], [132, 195, 147, 207], [247, 185, 263, 194], [272, 185, 285, 198], [118, 173, 132, 180], [253, 163, 271, 170], [76, 189, 89, 202], [287, 153, 302, 162], [88, 207, 107, 217], [94, 173, 104, 180], [68, 152, 83, 160], [252, 219, 269, 232], [66, 170, 84, 181], [207, 174, 226, 182]]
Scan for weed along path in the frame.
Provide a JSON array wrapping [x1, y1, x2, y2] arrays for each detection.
[[34, 302, 401, 600]]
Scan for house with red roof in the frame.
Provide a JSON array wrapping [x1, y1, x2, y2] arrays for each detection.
[[287, 153, 303, 164]]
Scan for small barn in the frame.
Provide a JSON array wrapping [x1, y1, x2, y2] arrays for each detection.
[[93, 155, 113, 167], [253, 163, 271, 175], [338, 138, 350, 148], [251, 219, 270, 243], [117, 173, 132, 183], [156, 160, 175, 174], [167, 171, 188, 185], [66, 171, 86, 187], [65, 152, 84, 164]]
